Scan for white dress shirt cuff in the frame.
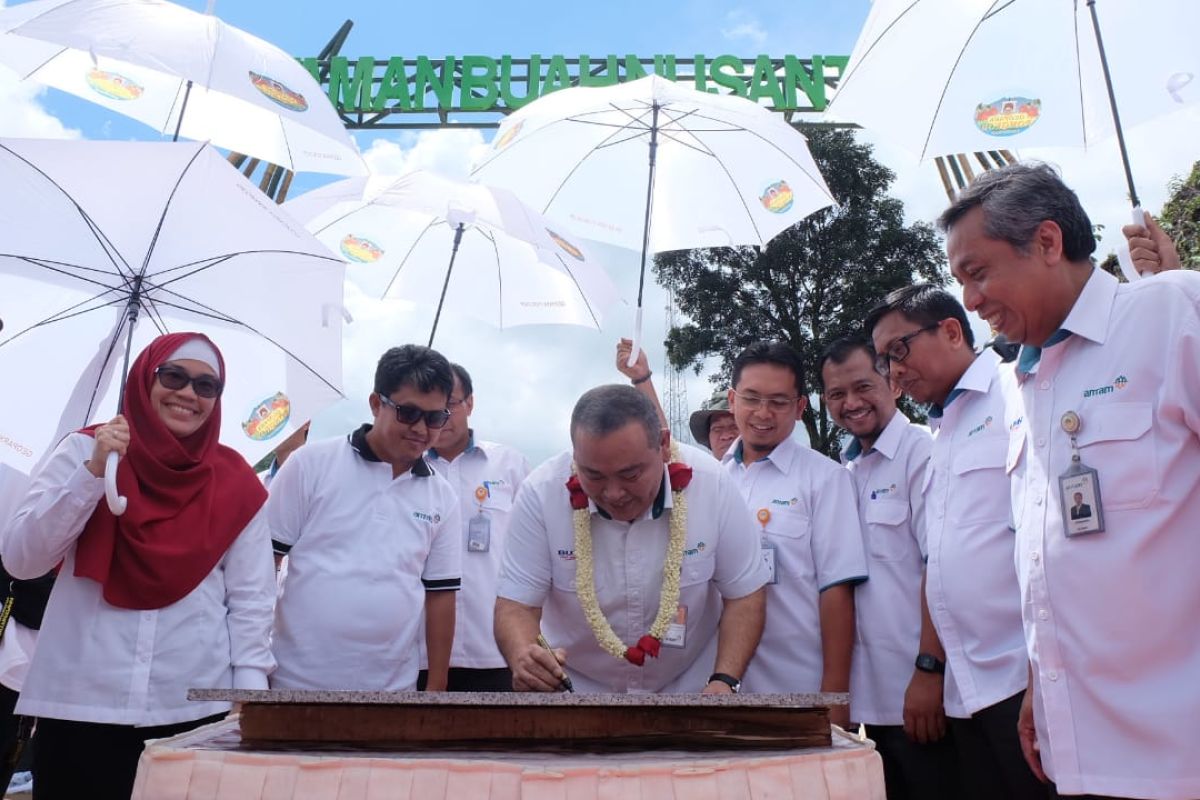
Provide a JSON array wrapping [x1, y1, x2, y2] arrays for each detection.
[[232, 666, 270, 690]]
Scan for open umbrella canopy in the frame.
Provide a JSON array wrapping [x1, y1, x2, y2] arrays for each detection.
[[0, 0, 365, 176], [825, 0, 1200, 161], [0, 138, 346, 475], [285, 171, 621, 340], [471, 74, 836, 254]]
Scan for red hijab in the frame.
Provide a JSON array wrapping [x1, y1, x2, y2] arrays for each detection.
[[74, 332, 267, 610]]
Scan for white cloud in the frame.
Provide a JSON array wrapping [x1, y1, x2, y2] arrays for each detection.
[[0, 69, 81, 140], [357, 129, 490, 179], [720, 11, 768, 48]]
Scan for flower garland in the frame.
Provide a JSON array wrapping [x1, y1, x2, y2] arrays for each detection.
[[565, 443, 693, 666]]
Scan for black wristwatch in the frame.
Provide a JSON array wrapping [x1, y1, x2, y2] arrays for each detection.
[[708, 672, 741, 693], [914, 653, 946, 675]]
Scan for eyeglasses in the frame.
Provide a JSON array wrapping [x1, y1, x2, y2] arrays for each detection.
[[733, 392, 798, 412], [874, 322, 941, 375], [377, 393, 451, 429], [154, 364, 223, 399]]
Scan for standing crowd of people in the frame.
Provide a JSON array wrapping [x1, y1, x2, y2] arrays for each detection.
[[0, 163, 1195, 800]]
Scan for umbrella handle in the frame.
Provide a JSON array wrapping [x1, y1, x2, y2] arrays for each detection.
[[104, 451, 128, 516], [626, 307, 644, 368], [1115, 206, 1148, 283]]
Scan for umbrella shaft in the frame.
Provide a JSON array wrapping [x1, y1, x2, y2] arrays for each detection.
[[636, 103, 660, 309], [428, 223, 466, 348], [115, 280, 143, 414], [1087, 0, 1139, 208], [173, 80, 195, 143]]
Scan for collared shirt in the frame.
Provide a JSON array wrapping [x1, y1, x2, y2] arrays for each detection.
[[843, 412, 932, 725], [425, 432, 530, 670], [498, 444, 768, 694], [267, 425, 462, 691], [923, 351, 1027, 718], [1, 433, 275, 725], [1004, 268, 1200, 798], [722, 435, 868, 693]]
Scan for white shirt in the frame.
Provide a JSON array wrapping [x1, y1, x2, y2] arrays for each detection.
[[0, 433, 275, 726], [267, 426, 462, 691], [498, 444, 768, 693], [425, 434, 530, 670], [843, 411, 932, 725], [923, 351, 1027, 718], [1005, 269, 1200, 799], [722, 435, 868, 694]]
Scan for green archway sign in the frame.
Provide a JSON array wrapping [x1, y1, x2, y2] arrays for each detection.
[[299, 54, 849, 130]]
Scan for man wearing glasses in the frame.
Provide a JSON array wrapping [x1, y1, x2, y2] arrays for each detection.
[[721, 342, 867, 725], [866, 287, 1042, 799], [266, 345, 462, 692], [421, 363, 530, 692]]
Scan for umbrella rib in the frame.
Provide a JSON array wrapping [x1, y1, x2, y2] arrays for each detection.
[[827, 0, 921, 101], [14, 45, 71, 82], [382, 219, 444, 298], [554, 254, 602, 329], [150, 248, 343, 282], [1072, 2, 1088, 145], [917, 3, 1002, 159], [0, 142, 132, 277], [8, 255, 128, 293], [481, 228, 503, 329], [652, 129, 716, 158], [137, 141, 209, 278], [540, 108, 658, 214], [0, 294, 127, 350], [139, 297, 344, 397]]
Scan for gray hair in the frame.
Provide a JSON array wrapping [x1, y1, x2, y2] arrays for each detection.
[[570, 385, 661, 448], [938, 162, 1096, 262]]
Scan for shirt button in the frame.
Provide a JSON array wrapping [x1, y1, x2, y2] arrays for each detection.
[[1039, 381, 1051, 391], [1031, 551, 1041, 562], [1038, 609, 1049, 620], [1035, 495, 1044, 506], [1048, 670, 1059, 681], [1036, 438, 1046, 448]]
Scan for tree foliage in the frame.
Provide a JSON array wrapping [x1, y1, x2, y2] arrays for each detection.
[[656, 129, 947, 459], [1160, 160, 1200, 269]]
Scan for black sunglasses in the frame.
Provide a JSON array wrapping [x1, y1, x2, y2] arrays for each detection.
[[155, 364, 223, 399], [377, 393, 451, 429]]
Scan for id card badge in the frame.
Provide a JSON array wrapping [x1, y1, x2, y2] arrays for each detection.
[[661, 605, 687, 648], [760, 537, 778, 585], [467, 513, 491, 552], [1059, 462, 1105, 537]]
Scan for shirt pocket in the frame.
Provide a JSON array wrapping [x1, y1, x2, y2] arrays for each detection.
[[1076, 402, 1157, 510], [481, 483, 514, 513], [680, 554, 716, 587], [950, 433, 1008, 525], [551, 559, 579, 593], [863, 498, 912, 561], [762, 505, 811, 577]]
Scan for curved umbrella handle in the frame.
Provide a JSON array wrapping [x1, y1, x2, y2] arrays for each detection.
[[626, 306, 644, 368], [1115, 206, 1148, 283], [104, 451, 128, 516]]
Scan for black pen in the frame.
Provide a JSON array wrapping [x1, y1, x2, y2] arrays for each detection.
[[536, 633, 574, 693]]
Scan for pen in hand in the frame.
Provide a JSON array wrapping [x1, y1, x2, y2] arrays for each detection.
[[536, 633, 575, 693]]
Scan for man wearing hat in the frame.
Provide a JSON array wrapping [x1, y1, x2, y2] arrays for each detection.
[[689, 390, 738, 461]]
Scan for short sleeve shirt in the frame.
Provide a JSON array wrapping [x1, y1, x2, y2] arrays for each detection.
[[267, 426, 462, 691], [497, 444, 768, 694], [844, 412, 932, 725], [722, 436, 868, 693]]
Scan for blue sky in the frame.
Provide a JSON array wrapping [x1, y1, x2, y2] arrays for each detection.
[[4, 0, 1198, 464]]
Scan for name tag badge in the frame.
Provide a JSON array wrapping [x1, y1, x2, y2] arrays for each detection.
[[661, 605, 687, 648], [761, 537, 778, 585], [467, 513, 491, 552], [1059, 410, 1104, 537]]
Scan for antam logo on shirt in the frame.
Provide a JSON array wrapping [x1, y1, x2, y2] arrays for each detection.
[[770, 497, 798, 507], [1009, 416, 1025, 431], [412, 511, 442, 524], [1083, 375, 1130, 398], [482, 479, 508, 496], [683, 542, 707, 557], [870, 483, 897, 500], [967, 416, 994, 437]]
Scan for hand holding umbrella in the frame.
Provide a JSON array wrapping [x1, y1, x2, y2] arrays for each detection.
[[88, 416, 130, 514]]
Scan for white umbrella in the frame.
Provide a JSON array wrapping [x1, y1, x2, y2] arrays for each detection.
[[470, 74, 835, 360], [284, 171, 622, 345], [0, 0, 364, 176], [825, 0, 1200, 232], [0, 138, 346, 513]]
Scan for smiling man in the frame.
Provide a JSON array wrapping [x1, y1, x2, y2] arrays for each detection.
[[721, 342, 866, 725], [866, 286, 1042, 800], [495, 385, 767, 694], [820, 335, 960, 798], [266, 345, 461, 692], [940, 163, 1200, 800]]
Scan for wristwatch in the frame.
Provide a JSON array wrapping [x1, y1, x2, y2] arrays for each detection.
[[914, 653, 946, 675], [708, 672, 741, 693]]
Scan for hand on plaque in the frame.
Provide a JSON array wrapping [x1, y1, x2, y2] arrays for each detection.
[[512, 642, 569, 692]]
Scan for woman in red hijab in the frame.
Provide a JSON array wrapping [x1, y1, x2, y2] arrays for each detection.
[[1, 332, 275, 800]]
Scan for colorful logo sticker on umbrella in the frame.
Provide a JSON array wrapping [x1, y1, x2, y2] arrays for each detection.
[[974, 97, 1041, 137], [493, 120, 523, 150], [546, 228, 585, 261], [249, 71, 309, 112], [759, 180, 794, 214], [339, 234, 384, 263], [85, 69, 144, 101], [242, 392, 291, 441]]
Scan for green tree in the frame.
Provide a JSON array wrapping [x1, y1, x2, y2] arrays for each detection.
[[656, 129, 947, 459], [1160, 160, 1200, 269]]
